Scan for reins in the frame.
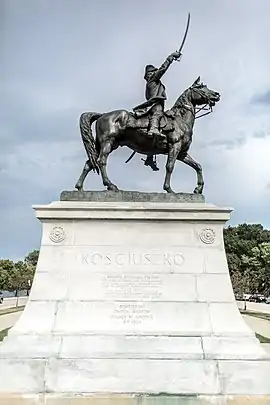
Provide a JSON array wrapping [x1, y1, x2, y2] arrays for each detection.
[[192, 87, 213, 120], [125, 87, 214, 164]]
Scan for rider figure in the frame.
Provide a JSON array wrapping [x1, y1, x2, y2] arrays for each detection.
[[133, 50, 182, 170], [134, 50, 182, 138]]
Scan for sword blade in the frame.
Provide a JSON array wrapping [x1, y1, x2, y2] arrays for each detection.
[[125, 151, 136, 164], [178, 12, 191, 54]]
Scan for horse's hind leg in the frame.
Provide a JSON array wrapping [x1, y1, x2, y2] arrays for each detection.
[[179, 153, 204, 194], [75, 159, 92, 191], [98, 138, 119, 191]]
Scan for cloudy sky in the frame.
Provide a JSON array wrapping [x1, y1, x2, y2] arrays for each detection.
[[1, 0, 270, 260]]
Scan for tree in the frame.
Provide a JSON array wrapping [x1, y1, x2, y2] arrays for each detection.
[[241, 243, 270, 296], [25, 250, 39, 268], [0, 250, 38, 298], [224, 224, 270, 296], [5, 261, 25, 297], [0, 260, 14, 291], [4, 261, 35, 300], [24, 250, 39, 295], [226, 252, 242, 276]]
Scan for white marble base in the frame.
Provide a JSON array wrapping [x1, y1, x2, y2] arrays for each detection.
[[0, 200, 270, 398], [1, 357, 270, 395]]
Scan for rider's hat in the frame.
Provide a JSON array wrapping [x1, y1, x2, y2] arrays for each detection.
[[144, 64, 157, 79]]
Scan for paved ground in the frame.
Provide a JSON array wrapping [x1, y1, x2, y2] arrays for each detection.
[[0, 311, 22, 331], [243, 314, 270, 338], [237, 300, 270, 314], [0, 296, 28, 310], [263, 343, 270, 353]]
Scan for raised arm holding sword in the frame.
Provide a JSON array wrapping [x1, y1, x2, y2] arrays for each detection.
[[131, 13, 191, 170]]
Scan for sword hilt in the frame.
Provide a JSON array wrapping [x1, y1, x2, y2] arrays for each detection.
[[175, 54, 183, 63]]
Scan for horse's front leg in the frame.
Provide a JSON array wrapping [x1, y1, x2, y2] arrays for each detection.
[[75, 160, 92, 191], [180, 153, 204, 194], [163, 142, 182, 193], [98, 138, 119, 192]]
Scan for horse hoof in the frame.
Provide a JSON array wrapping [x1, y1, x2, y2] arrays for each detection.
[[107, 185, 119, 192], [164, 187, 175, 194], [75, 184, 82, 191], [194, 186, 203, 194]]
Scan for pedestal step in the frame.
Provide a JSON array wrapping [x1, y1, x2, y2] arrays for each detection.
[[0, 334, 268, 360], [1, 358, 270, 396]]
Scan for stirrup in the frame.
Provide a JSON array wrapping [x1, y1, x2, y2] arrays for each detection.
[[141, 156, 159, 171], [148, 128, 160, 137]]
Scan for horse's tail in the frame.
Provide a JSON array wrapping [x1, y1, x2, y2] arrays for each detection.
[[79, 112, 103, 173]]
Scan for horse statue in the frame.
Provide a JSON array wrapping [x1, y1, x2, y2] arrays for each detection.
[[75, 77, 220, 194]]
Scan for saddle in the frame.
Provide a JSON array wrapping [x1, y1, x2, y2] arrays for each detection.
[[128, 107, 175, 133]]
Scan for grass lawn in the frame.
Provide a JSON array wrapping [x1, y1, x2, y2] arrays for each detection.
[[239, 309, 270, 343], [255, 332, 270, 343], [0, 307, 25, 342], [0, 328, 10, 342], [240, 309, 270, 322], [0, 306, 25, 317]]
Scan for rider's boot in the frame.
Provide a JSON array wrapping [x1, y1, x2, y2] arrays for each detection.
[[143, 155, 159, 171], [147, 116, 161, 138]]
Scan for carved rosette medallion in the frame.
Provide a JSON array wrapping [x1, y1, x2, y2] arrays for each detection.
[[199, 228, 215, 244], [49, 226, 66, 243]]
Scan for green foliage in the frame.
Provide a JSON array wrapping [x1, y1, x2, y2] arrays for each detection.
[[0, 260, 14, 291], [224, 224, 270, 296], [25, 250, 39, 268], [5, 261, 33, 296], [0, 328, 10, 342], [0, 250, 39, 295], [255, 333, 270, 344]]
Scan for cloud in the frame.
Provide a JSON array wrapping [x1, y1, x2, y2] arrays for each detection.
[[208, 136, 247, 150], [251, 90, 270, 105], [1, 0, 270, 259]]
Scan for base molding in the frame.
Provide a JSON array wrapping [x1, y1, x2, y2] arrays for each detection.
[[1, 394, 270, 405]]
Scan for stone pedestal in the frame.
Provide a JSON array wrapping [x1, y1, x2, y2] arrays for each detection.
[[0, 192, 270, 404]]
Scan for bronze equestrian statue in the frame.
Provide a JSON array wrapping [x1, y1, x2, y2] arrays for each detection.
[[75, 14, 220, 194], [75, 77, 220, 194]]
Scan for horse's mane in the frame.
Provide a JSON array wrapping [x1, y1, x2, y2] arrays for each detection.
[[172, 88, 190, 109], [170, 88, 191, 118]]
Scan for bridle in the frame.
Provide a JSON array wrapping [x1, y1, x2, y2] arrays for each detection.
[[190, 87, 214, 120], [195, 104, 212, 119], [176, 86, 214, 120]]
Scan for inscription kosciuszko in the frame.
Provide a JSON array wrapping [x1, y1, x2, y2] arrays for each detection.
[[74, 13, 220, 195], [80, 251, 184, 267]]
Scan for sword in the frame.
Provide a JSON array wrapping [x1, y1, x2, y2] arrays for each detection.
[[175, 12, 191, 62], [125, 151, 136, 164], [125, 13, 191, 165]]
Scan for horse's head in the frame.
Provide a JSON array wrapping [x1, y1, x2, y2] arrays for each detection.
[[188, 76, 220, 108], [172, 77, 220, 119]]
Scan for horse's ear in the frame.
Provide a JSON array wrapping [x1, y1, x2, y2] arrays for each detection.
[[192, 76, 200, 86]]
